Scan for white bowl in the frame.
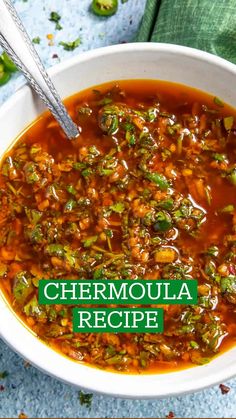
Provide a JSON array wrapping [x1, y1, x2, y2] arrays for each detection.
[[1, 43, 236, 398]]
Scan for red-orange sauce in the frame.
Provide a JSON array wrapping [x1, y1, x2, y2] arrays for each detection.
[[0, 80, 236, 373]]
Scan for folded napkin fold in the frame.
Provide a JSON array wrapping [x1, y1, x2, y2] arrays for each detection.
[[136, 0, 236, 64]]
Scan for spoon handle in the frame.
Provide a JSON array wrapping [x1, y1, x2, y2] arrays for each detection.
[[0, 0, 79, 140]]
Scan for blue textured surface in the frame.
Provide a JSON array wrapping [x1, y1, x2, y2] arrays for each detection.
[[0, 1, 236, 418]]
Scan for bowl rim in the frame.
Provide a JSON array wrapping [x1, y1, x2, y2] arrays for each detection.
[[1, 42, 236, 398]]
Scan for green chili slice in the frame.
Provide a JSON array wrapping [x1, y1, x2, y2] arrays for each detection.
[[91, 0, 118, 16], [2, 52, 17, 72], [0, 71, 11, 86]]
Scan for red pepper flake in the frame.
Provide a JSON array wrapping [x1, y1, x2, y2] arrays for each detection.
[[166, 412, 175, 418], [219, 383, 230, 394], [0, 385, 5, 391], [52, 54, 59, 59]]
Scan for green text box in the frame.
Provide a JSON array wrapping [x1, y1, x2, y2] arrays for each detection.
[[39, 279, 198, 305], [73, 307, 164, 333]]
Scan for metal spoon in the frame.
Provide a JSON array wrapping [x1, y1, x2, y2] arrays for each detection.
[[0, 0, 79, 140]]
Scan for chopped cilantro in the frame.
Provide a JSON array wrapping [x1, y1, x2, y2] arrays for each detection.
[[0, 371, 8, 379], [223, 116, 234, 131], [82, 168, 92, 177], [66, 185, 77, 195], [82, 236, 98, 248], [59, 38, 81, 51], [213, 153, 227, 162], [214, 97, 224, 107], [145, 172, 170, 191], [110, 202, 125, 213], [49, 11, 63, 30], [32, 37, 41, 44], [78, 390, 93, 408]]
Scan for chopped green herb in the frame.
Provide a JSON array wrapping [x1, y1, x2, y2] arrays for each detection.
[[213, 153, 227, 162], [45, 244, 65, 258], [145, 172, 170, 191], [64, 199, 77, 212], [206, 246, 219, 257], [78, 390, 93, 408], [153, 211, 172, 232], [49, 11, 62, 30], [99, 106, 119, 135], [223, 116, 234, 131], [24, 162, 40, 184], [66, 185, 77, 195], [24, 295, 45, 319], [227, 168, 236, 186], [82, 236, 98, 248], [110, 201, 125, 213], [25, 208, 42, 225], [214, 97, 224, 107], [0, 371, 8, 379], [157, 198, 174, 210], [32, 37, 41, 44], [219, 204, 235, 213], [82, 168, 93, 177], [13, 271, 33, 304], [190, 341, 199, 349], [59, 38, 81, 51]]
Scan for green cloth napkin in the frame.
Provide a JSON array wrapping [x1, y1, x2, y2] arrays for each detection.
[[136, 0, 236, 64]]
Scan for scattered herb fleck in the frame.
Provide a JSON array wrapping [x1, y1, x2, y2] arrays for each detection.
[[223, 116, 234, 131], [59, 38, 81, 51], [214, 96, 224, 107], [79, 390, 93, 408], [110, 201, 125, 213], [32, 37, 41, 44], [49, 11, 62, 30], [0, 371, 8, 379]]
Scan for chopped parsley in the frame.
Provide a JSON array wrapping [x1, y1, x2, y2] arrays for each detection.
[[0, 371, 8, 379], [110, 202, 125, 213], [59, 38, 81, 51], [32, 37, 41, 44], [78, 390, 93, 408], [214, 96, 224, 107], [49, 11, 63, 30]]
